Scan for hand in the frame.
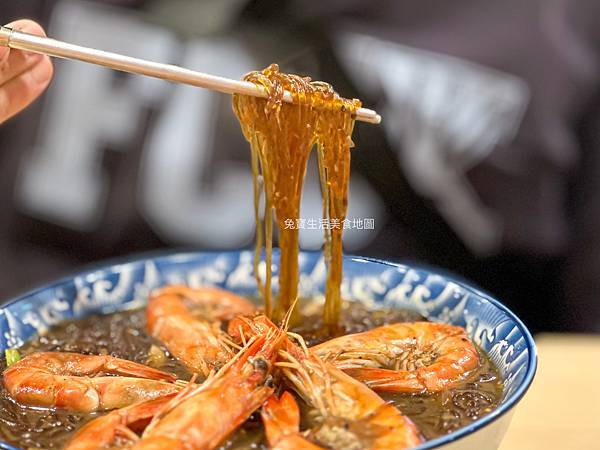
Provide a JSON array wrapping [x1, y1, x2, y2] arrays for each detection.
[[0, 20, 53, 125]]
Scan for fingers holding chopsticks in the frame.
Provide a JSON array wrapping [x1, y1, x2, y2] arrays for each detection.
[[0, 19, 53, 125]]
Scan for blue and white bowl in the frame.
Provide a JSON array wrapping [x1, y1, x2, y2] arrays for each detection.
[[0, 250, 536, 450]]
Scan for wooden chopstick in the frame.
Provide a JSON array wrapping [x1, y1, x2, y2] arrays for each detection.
[[0, 26, 381, 124]]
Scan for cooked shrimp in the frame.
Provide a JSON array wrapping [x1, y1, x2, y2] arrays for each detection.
[[279, 347, 423, 449], [232, 315, 423, 450], [131, 324, 286, 450], [3, 352, 180, 412], [146, 284, 256, 376], [261, 391, 325, 450], [64, 392, 179, 450], [311, 322, 480, 393]]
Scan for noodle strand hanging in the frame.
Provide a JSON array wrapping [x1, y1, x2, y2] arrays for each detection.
[[232, 64, 360, 326]]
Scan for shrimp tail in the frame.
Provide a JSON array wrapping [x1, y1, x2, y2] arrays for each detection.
[[344, 368, 427, 394], [261, 392, 324, 450], [262, 391, 301, 443], [346, 355, 479, 393], [102, 358, 178, 383]]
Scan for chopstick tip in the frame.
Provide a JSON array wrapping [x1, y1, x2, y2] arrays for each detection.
[[355, 107, 382, 125]]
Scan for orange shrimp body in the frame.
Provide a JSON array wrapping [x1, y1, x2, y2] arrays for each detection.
[[146, 285, 256, 376], [280, 347, 424, 450], [3, 352, 180, 412], [231, 316, 423, 450], [64, 392, 179, 450], [261, 392, 325, 450], [311, 322, 480, 393], [132, 325, 286, 450]]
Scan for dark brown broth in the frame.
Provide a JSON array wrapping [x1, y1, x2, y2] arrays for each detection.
[[0, 304, 502, 449]]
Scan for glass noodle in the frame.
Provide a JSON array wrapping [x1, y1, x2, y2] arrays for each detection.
[[232, 64, 360, 326]]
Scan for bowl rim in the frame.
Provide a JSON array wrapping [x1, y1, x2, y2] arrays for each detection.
[[0, 250, 538, 450]]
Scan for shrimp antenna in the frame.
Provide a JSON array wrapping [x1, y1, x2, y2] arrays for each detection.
[[239, 315, 259, 331], [286, 331, 309, 356], [216, 335, 259, 377], [280, 297, 299, 332]]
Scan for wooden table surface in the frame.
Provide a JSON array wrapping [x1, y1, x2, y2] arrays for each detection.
[[499, 333, 600, 450]]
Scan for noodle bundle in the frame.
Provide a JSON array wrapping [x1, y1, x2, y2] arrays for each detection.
[[232, 64, 360, 326]]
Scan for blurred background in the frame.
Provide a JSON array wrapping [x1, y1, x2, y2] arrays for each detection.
[[2, 0, 600, 336]]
